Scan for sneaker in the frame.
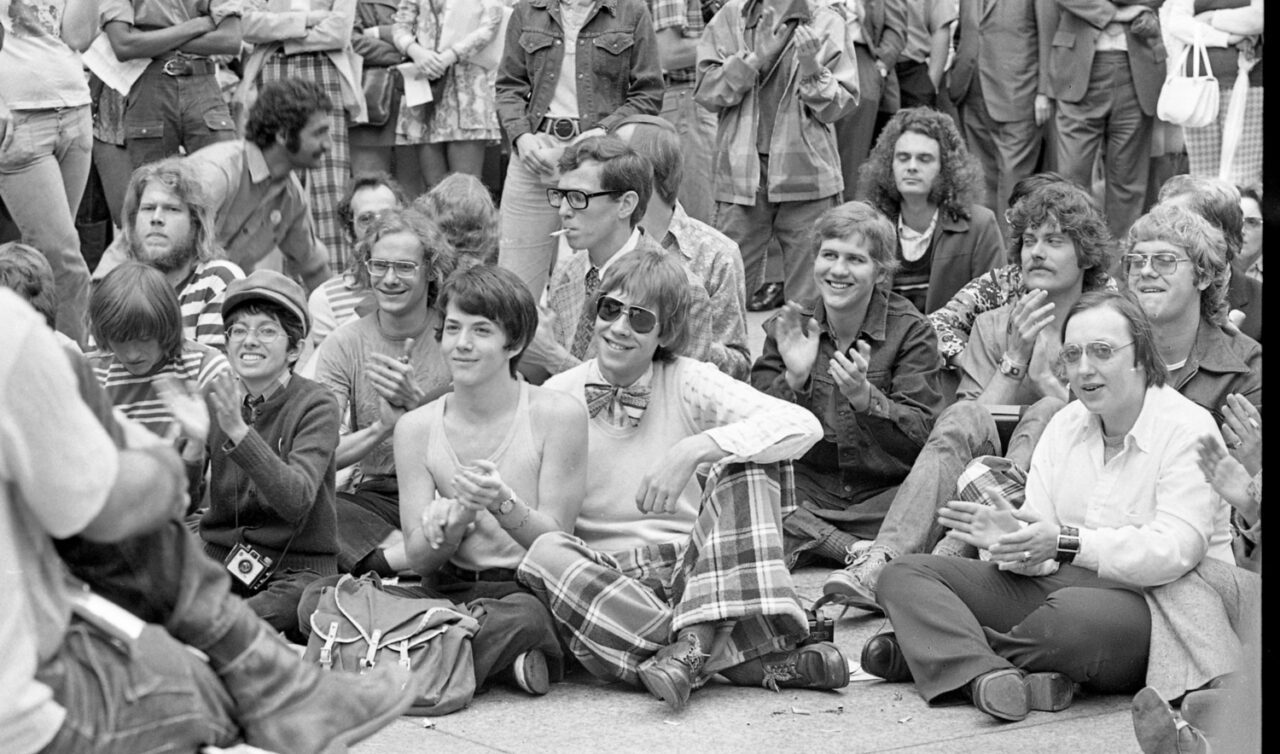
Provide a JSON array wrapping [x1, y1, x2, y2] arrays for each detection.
[[759, 641, 850, 692], [637, 633, 709, 712], [821, 548, 889, 613], [510, 650, 550, 696]]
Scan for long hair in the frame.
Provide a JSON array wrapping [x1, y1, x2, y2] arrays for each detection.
[[120, 158, 223, 266], [856, 107, 983, 222], [351, 207, 457, 307], [414, 173, 499, 268], [1125, 204, 1230, 325], [1007, 182, 1113, 293]]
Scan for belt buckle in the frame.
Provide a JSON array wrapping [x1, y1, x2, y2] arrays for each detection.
[[550, 118, 578, 140], [162, 58, 191, 77]]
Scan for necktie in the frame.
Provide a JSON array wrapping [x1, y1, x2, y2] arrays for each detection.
[[583, 382, 651, 427], [570, 266, 601, 359], [242, 393, 266, 425]]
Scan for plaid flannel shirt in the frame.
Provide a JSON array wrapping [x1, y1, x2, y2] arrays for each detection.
[[650, 0, 706, 82], [546, 230, 740, 375], [694, 0, 859, 204]]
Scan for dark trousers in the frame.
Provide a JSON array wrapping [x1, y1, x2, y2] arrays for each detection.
[[124, 62, 236, 170], [334, 482, 401, 572], [878, 554, 1151, 703], [297, 574, 564, 688], [959, 75, 1041, 229], [895, 60, 937, 109], [1054, 51, 1153, 243], [835, 43, 884, 201]]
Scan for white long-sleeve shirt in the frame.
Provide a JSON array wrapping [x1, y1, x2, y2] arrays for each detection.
[[1018, 384, 1234, 587]]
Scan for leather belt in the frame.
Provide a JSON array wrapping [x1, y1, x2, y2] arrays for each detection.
[[538, 117, 581, 140], [159, 55, 216, 77], [438, 562, 519, 584]]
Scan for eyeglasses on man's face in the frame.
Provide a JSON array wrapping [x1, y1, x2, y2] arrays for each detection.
[[226, 323, 285, 344], [595, 295, 658, 334], [365, 258, 422, 279], [1059, 340, 1133, 364], [1122, 251, 1192, 276], [546, 188, 622, 210]]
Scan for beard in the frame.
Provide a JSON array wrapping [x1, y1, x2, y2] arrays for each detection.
[[135, 234, 197, 274]]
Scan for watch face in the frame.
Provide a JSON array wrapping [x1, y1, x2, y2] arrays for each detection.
[[499, 498, 515, 515]]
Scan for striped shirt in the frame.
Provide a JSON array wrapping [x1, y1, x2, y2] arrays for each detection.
[[178, 259, 245, 348], [88, 340, 230, 441], [307, 274, 374, 349]]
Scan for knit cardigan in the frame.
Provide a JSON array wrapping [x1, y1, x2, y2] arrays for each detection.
[[200, 375, 341, 575]]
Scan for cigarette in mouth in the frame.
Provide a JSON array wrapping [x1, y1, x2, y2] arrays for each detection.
[[549, 229, 570, 237]]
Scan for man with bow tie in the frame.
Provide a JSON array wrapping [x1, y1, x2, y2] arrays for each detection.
[[518, 248, 850, 712]]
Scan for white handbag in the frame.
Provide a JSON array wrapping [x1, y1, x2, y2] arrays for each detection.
[[1157, 31, 1220, 128]]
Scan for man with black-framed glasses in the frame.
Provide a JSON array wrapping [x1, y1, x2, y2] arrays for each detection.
[[520, 135, 733, 383], [307, 206, 457, 577]]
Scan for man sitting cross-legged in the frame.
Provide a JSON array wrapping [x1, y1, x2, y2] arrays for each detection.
[[519, 249, 847, 713], [300, 265, 587, 696], [822, 181, 1114, 611]]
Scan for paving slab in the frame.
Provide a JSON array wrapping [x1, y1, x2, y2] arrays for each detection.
[[354, 568, 1141, 754]]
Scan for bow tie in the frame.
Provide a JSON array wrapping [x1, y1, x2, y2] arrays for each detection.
[[584, 382, 651, 426]]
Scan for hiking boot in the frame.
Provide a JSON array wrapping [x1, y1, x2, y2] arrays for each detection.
[[637, 632, 710, 712], [758, 641, 849, 692], [822, 547, 889, 614], [217, 626, 416, 754]]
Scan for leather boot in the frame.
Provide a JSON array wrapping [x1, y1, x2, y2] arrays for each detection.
[[637, 631, 710, 712], [217, 626, 417, 754]]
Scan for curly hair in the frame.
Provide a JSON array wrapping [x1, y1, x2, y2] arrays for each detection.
[[856, 107, 983, 222], [120, 158, 223, 267], [414, 173, 499, 269], [1006, 182, 1113, 293], [337, 172, 407, 244], [351, 207, 457, 308], [1125, 204, 1230, 326], [245, 78, 332, 151], [1156, 175, 1243, 262]]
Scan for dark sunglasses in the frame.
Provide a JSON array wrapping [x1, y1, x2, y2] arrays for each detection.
[[595, 295, 658, 334]]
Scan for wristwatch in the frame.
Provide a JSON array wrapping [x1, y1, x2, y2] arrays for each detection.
[[998, 354, 1027, 379], [496, 496, 517, 516]]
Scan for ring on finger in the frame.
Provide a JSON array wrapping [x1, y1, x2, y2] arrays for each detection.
[[1022, 551, 1031, 562], [1227, 440, 1243, 450]]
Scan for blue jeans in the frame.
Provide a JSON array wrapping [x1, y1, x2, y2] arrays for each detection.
[[660, 82, 718, 224], [0, 106, 93, 344], [35, 622, 239, 753], [497, 151, 563, 298]]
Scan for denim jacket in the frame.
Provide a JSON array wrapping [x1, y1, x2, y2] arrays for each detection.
[[751, 286, 947, 499], [494, 0, 664, 148]]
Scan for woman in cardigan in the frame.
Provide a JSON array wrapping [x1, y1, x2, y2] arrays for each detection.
[[162, 269, 341, 641]]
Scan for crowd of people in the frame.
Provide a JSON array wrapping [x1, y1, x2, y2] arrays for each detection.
[[0, 1, 1264, 753]]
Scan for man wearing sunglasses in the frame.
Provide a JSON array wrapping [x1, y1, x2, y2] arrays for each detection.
[[308, 207, 456, 578], [520, 248, 848, 714], [521, 135, 733, 381], [822, 181, 1114, 614]]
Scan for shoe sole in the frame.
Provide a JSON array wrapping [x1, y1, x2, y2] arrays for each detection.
[[513, 651, 551, 696], [1026, 672, 1076, 712], [1132, 686, 1180, 754], [821, 575, 884, 615], [638, 663, 691, 712], [972, 671, 1030, 722]]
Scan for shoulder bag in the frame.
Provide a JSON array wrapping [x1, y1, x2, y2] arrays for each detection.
[[1157, 30, 1220, 128]]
